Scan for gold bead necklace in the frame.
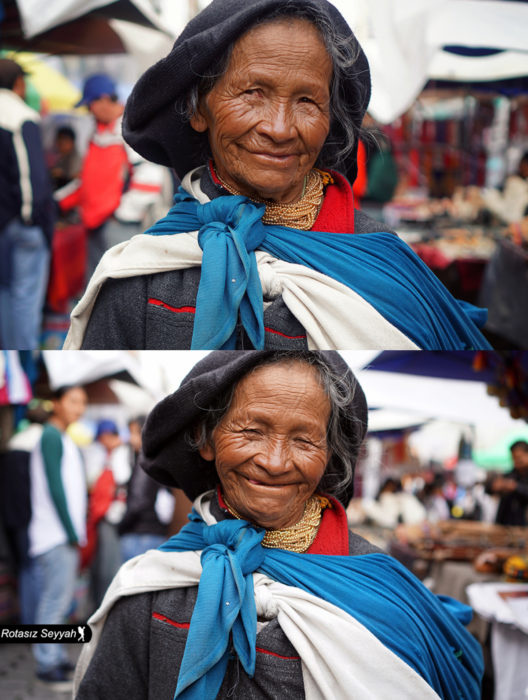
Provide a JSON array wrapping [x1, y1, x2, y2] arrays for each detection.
[[215, 168, 327, 231], [223, 494, 324, 553]]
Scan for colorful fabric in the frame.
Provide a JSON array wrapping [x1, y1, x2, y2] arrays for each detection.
[[158, 507, 483, 700], [143, 186, 491, 350]]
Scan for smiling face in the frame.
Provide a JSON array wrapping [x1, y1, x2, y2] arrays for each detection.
[[198, 361, 331, 530], [189, 18, 332, 204]]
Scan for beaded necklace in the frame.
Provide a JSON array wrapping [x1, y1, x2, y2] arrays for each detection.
[[215, 167, 332, 231], [223, 494, 327, 553]]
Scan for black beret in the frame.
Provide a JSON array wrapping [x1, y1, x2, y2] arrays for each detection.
[[139, 350, 368, 506], [122, 0, 370, 184]]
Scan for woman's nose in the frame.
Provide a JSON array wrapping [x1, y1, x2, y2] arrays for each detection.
[[254, 438, 291, 473], [257, 101, 296, 142]]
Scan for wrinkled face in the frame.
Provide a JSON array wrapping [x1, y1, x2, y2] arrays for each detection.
[[199, 362, 331, 530], [53, 387, 87, 428], [190, 18, 332, 204]]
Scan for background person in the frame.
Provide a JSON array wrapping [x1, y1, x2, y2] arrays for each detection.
[[0, 57, 55, 349], [488, 440, 528, 526], [48, 125, 82, 191], [27, 385, 87, 691], [74, 351, 482, 699], [83, 418, 131, 608], [481, 151, 528, 225], [65, 0, 490, 352], [55, 73, 167, 280], [118, 416, 174, 561]]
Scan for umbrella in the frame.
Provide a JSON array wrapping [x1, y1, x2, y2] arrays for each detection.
[[2, 50, 81, 111]]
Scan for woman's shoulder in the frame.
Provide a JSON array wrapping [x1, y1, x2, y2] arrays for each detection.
[[348, 530, 386, 556]]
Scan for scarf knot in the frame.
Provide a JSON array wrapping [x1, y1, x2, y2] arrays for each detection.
[[200, 520, 266, 575], [196, 196, 267, 251]]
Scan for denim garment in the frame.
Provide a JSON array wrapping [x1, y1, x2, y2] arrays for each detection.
[[33, 543, 79, 673], [120, 533, 166, 562], [0, 219, 49, 349]]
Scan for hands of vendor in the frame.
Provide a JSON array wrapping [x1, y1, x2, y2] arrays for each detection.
[[491, 476, 518, 493]]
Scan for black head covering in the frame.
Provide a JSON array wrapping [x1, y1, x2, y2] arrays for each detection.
[[122, 0, 370, 184], [139, 350, 368, 506]]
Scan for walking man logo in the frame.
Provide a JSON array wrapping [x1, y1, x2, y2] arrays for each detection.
[[77, 625, 86, 642]]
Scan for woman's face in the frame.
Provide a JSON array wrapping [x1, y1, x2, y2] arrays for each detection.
[[190, 18, 332, 204], [199, 361, 331, 530]]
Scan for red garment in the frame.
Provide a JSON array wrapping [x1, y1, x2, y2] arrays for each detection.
[[46, 223, 86, 313], [351, 140, 368, 206], [312, 171, 355, 233], [306, 496, 349, 556], [59, 119, 130, 230], [80, 467, 116, 569]]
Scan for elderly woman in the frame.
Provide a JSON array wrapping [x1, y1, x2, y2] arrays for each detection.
[[74, 351, 482, 699], [64, 0, 491, 351]]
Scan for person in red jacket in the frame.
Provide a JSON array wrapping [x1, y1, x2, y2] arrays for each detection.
[[56, 74, 167, 282]]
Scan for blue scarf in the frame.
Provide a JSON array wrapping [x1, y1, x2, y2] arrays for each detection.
[[159, 510, 483, 700], [145, 188, 491, 350]]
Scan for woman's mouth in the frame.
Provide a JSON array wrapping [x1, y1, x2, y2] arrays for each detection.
[[246, 477, 291, 488], [250, 151, 297, 165]]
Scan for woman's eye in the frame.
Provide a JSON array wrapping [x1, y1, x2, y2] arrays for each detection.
[[244, 88, 261, 96], [295, 437, 314, 446], [299, 96, 315, 104], [242, 428, 261, 435]]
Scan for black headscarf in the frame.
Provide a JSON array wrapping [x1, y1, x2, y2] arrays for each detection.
[[139, 350, 367, 506], [122, 0, 370, 184]]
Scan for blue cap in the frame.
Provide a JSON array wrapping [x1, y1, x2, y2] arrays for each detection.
[[95, 419, 119, 438], [76, 74, 117, 107]]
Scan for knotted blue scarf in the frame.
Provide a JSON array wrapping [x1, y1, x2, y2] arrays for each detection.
[[159, 510, 483, 700], [145, 187, 491, 350]]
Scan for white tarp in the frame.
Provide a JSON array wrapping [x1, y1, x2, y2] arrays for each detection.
[[332, 0, 528, 123], [15, 0, 179, 39], [109, 19, 175, 73], [43, 350, 149, 391]]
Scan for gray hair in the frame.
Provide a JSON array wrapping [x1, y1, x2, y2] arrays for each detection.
[[187, 351, 364, 501], [177, 4, 370, 172]]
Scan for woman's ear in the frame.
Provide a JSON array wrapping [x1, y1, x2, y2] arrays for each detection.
[[198, 441, 215, 461], [189, 100, 208, 133]]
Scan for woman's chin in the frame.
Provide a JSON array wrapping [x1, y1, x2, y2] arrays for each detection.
[[232, 170, 305, 204]]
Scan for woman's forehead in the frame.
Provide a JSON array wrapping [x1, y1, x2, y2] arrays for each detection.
[[227, 16, 331, 79], [229, 361, 330, 416]]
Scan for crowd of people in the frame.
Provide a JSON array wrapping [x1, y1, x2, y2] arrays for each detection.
[[0, 59, 172, 350], [0, 388, 179, 690], [355, 439, 528, 531]]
